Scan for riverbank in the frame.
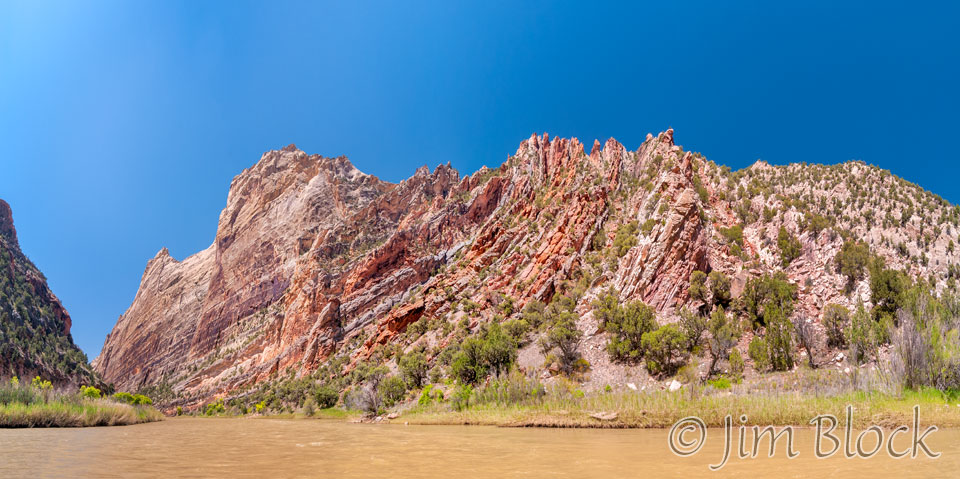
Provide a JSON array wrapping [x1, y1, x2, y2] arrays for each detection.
[[0, 400, 164, 427], [394, 388, 960, 429], [0, 379, 164, 428]]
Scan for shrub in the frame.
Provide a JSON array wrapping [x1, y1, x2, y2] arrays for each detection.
[[708, 271, 732, 307], [314, 385, 339, 409], [847, 302, 876, 364], [640, 324, 689, 377], [451, 384, 473, 411], [765, 306, 794, 371], [740, 272, 797, 327], [593, 291, 656, 360], [521, 300, 546, 329], [112, 392, 152, 406], [451, 323, 519, 384], [836, 240, 871, 290], [79, 385, 101, 399], [870, 266, 911, 324], [451, 337, 487, 385], [719, 224, 744, 247], [399, 351, 428, 389], [822, 304, 850, 348], [777, 226, 802, 267], [612, 221, 639, 257], [503, 318, 532, 344], [728, 348, 745, 380], [679, 307, 709, 352], [688, 271, 709, 306], [706, 307, 739, 375], [748, 336, 770, 372], [793, 316, 816, 369], [378, 376, 407, 408], [204, 399, 226, 416], [707, 377, 732, 390]]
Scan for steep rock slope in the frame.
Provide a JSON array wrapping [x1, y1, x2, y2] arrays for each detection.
[[94, 131, 960, 407], [0, 199, 98, 384]]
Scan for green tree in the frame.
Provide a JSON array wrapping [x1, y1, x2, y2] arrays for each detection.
[[706, 307, 739, 376], [741, 272, 797, 327], [641, 324, 689, 377], [688, 271, 709, 307], [399, 351, 428, 389], [777, 226, 802, 267], [481, 323, 517, 377], [748, 336, 769, 372], [765, 306, 794, 371], [836, 240, 871, 290], [540, 295, 584, 372], [593, 291, 657, 360], [378, 375, 407, 408], [708, 271, 732, 307]]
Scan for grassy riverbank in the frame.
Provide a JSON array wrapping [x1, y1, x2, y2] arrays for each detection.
[[398, 388, 960, 428], [0, 379, 163, 428]]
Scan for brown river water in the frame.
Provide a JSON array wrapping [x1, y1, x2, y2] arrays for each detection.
[[1, 418, 958, 478]]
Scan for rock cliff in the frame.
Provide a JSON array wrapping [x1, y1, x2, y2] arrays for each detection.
[[93, 131, 960, 407], [0, 199, 98, 385]]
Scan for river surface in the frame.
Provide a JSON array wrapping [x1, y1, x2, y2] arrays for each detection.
[[1, 418, 958, 478]]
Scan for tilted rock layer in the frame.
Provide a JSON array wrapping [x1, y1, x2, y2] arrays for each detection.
[[0, 199, 97, 384], [94, 132, 960, 407]]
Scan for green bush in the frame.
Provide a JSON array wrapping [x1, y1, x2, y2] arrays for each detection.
[[640, 324, 689, 377], [728, 348, 745, 380], [521, 300, 546, 329], [847, 302, 876, 364], [740, 272, 797, 327], [765, 306, 794, 371], [503, 318, 531, 344], [79, 385, 101, 399], [539, 295, 584, 372], [706, 307, 739, 375], [870, 266, 911, 324], [378, 376, 406, 407], [748, 336, 769, 372], [707, 377, 732, 390], [612, 221, 639, 257], [777, 226, 802, 267], [399, 351, 428, 389], [593, 291, 657, 361], [688, 271, 709, 305], [679, 307, 709, 352], [836, 240, 871, 289], [719, 224, 744, 247], [708, 271, 732, 307], [314, 385, 339, 409]]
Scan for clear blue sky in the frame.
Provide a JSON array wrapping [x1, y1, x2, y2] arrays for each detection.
[[1, 1, 957, 357]]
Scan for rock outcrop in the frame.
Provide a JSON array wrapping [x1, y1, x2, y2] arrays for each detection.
[[93, 131, 960, 408], [0, 199, 97, 385]]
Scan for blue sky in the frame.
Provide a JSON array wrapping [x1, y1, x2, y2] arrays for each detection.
[[1, 1, 957, 357]]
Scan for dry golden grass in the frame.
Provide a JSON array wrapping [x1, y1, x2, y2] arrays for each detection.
[[0, 399, 164, 428], [399, 387, 960, 429]]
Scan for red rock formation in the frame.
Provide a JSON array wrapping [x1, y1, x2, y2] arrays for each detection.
[[93, 131, 960, 408]]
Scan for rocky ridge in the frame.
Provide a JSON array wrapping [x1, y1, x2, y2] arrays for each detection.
[[93, 131, 960, 408], [0, 199, 97, 384]]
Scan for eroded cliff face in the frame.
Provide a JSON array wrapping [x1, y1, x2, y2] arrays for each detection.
[[94, 131, 960, 407], [1, 199, 97, 385]]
